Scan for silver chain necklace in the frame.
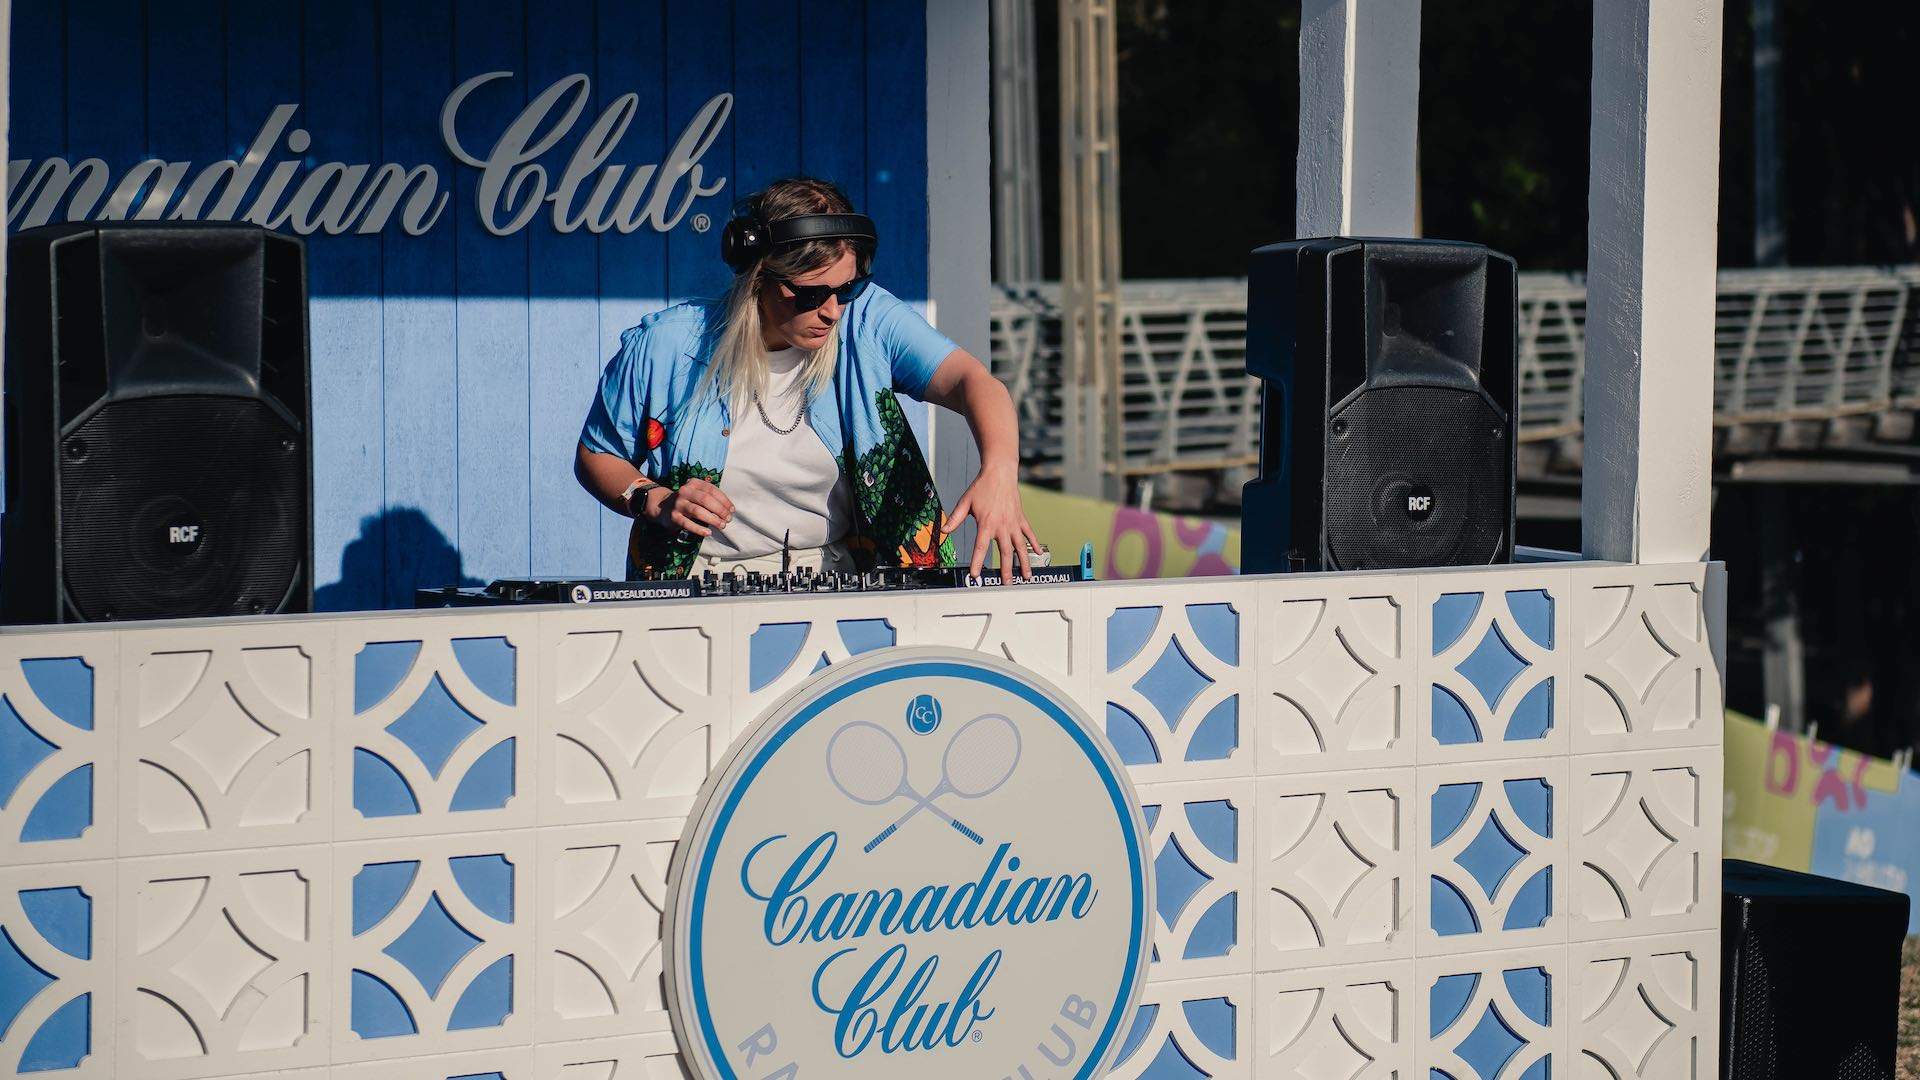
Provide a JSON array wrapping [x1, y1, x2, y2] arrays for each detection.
[[754, 392, 808, 436]]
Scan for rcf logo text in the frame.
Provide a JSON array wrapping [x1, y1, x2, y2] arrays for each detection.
[[167, 526, 200, 544], [1407, 495, 1432, 512]]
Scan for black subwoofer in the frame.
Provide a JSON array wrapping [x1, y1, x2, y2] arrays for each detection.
[[1242, 238, 1517, 572], [3, 223, 311, 623], [1721, 860, 1908, 1080]]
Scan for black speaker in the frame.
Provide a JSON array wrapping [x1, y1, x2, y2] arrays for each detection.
[[1721, 860, 1908, 1079], [1241, 238, 1517, 572], [3, 223, 312, 623]]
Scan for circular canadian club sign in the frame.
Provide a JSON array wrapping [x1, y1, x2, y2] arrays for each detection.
[[664, 647, 1153, 1079]]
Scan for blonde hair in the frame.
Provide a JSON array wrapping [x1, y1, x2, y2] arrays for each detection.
[[703, 178, 874, 418]]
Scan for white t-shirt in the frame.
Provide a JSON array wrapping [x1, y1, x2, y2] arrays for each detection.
[[699, 348, 853, 559]]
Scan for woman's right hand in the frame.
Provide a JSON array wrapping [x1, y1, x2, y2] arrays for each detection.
[[647, 478, 734, 537]]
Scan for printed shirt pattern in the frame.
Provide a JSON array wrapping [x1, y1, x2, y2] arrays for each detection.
[[580, 284, 962, 578]]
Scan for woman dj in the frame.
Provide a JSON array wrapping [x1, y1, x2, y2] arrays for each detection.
[[575, 177, 1037, 581]]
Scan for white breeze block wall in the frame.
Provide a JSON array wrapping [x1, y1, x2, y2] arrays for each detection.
[[0, 560, 1723, 1078]]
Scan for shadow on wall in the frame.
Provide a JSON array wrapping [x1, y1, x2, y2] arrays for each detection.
[[315, 507, 479, 612]]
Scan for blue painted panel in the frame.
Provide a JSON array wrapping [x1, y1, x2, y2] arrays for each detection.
[[1106, 703, 1160, 766], [864, 0, 928, 303], [64, 0, 145, 182], [384, 892, 481, 997], [449, 739, 517, 812], [380, 0, 465, 606], [730, 0, 801, 199], [527, 0, 605, 578], [354, 748, 424, 818], [351, 969, 419, 1038], [0, 925, 55, 1042], [19, 992, 89, 1072], [20, 658, 93, 731], [450, 854, 516, 922], [306, 0, 388, 611], [450, 636, 517, 705], [353, 860, 422, 935], [664, 0, 735, 304], [384, 675, 484, 779], [6, 0, 934, 605], [454, 0, 533, 584], [799, 0, 865, 208], [8, 0, 63, 162], [148, 0, 227, 218], [1180, 997, 1236, 1062], [592, 0, 668, 576], [0, 696, 58, 810], [748, 622, 809, 692], [1106, 606, 1160, 671], [21, 765, 93, 843], [448, 954, 514, 1029], [18, 888, 91, 961]]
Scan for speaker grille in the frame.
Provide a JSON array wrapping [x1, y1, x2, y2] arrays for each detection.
[[1323, 385, 1509, 570], [60, 396, 304, 621]]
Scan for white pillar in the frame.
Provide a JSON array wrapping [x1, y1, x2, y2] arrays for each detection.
[[1, 0, 11, 510], [926, 0, 990, 554], [1584, 0, 1723, 563], [1296, 0, 1422, 237]]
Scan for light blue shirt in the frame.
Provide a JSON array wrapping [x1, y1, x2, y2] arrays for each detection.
[[579, 283, 962, 576]]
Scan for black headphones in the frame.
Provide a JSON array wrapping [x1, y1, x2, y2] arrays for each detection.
[[720, 211, 878, 274]]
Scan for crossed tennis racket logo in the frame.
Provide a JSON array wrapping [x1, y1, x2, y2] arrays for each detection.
[[826, 713, 1023, 853]]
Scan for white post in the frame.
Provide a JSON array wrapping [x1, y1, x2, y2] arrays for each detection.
[[1, 0, 10, 502], [927, 0, 990, 556], [1584, 0, 1723, 563], [1057, 0, 1122, 500], [1296, 0, 1422, 237]]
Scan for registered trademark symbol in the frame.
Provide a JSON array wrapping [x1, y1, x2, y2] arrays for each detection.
[[691, 212, 712, 233], [972, 1030, 983, 1043]]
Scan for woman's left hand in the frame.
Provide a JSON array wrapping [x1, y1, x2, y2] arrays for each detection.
[[948, 463, 1041, 581]]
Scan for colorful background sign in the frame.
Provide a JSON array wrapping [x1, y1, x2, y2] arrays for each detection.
[[1724, 709, 1920, 931], [1020, 485, 1240, 579]]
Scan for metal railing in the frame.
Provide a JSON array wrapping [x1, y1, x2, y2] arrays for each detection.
[[990, 266, 1920, 479]]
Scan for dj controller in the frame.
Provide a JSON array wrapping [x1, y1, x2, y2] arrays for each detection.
[[417, 543, 1095, 608]]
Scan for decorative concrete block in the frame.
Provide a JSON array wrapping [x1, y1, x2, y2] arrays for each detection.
[[1415, 945, 1568, 1080], [1571, 747, 1722, 941], [1255, 769, 1415, 971], [1416, 758, 1570, 956], [1571, 564, 1722, 754], [1106, 973, 1251, 1079], [1416, 568, 1572, 765], [1095, 584, 1255, 785], [1138, 778, 1255, 980], [1570, 930, 1719, 1079], [1254, 574, 1417, 776], [1254, 959, 1415, 1079], [534, 821, 681, 1043], [330, 1044, 533, 1078], [0, 634, 118, 867], [334, 622, 537, 840], [732, 596, 918, 717], [537, 605, 732, 827], [915, 585, 1095, 705], [331, 832, 535, 1063], [0, 859, 115, 1077], [117, 846, 331, 1079], [532, 1031, 684, 1077], [118, 623, 335, 857]]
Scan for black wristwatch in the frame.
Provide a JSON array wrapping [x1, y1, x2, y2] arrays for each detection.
[[621, 477, 665, 519]]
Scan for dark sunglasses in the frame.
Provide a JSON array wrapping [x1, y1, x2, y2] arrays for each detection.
[[771, 273, 871, 313]]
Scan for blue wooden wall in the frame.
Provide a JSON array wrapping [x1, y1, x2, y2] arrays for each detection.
[[6, 0, 931, 609]]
